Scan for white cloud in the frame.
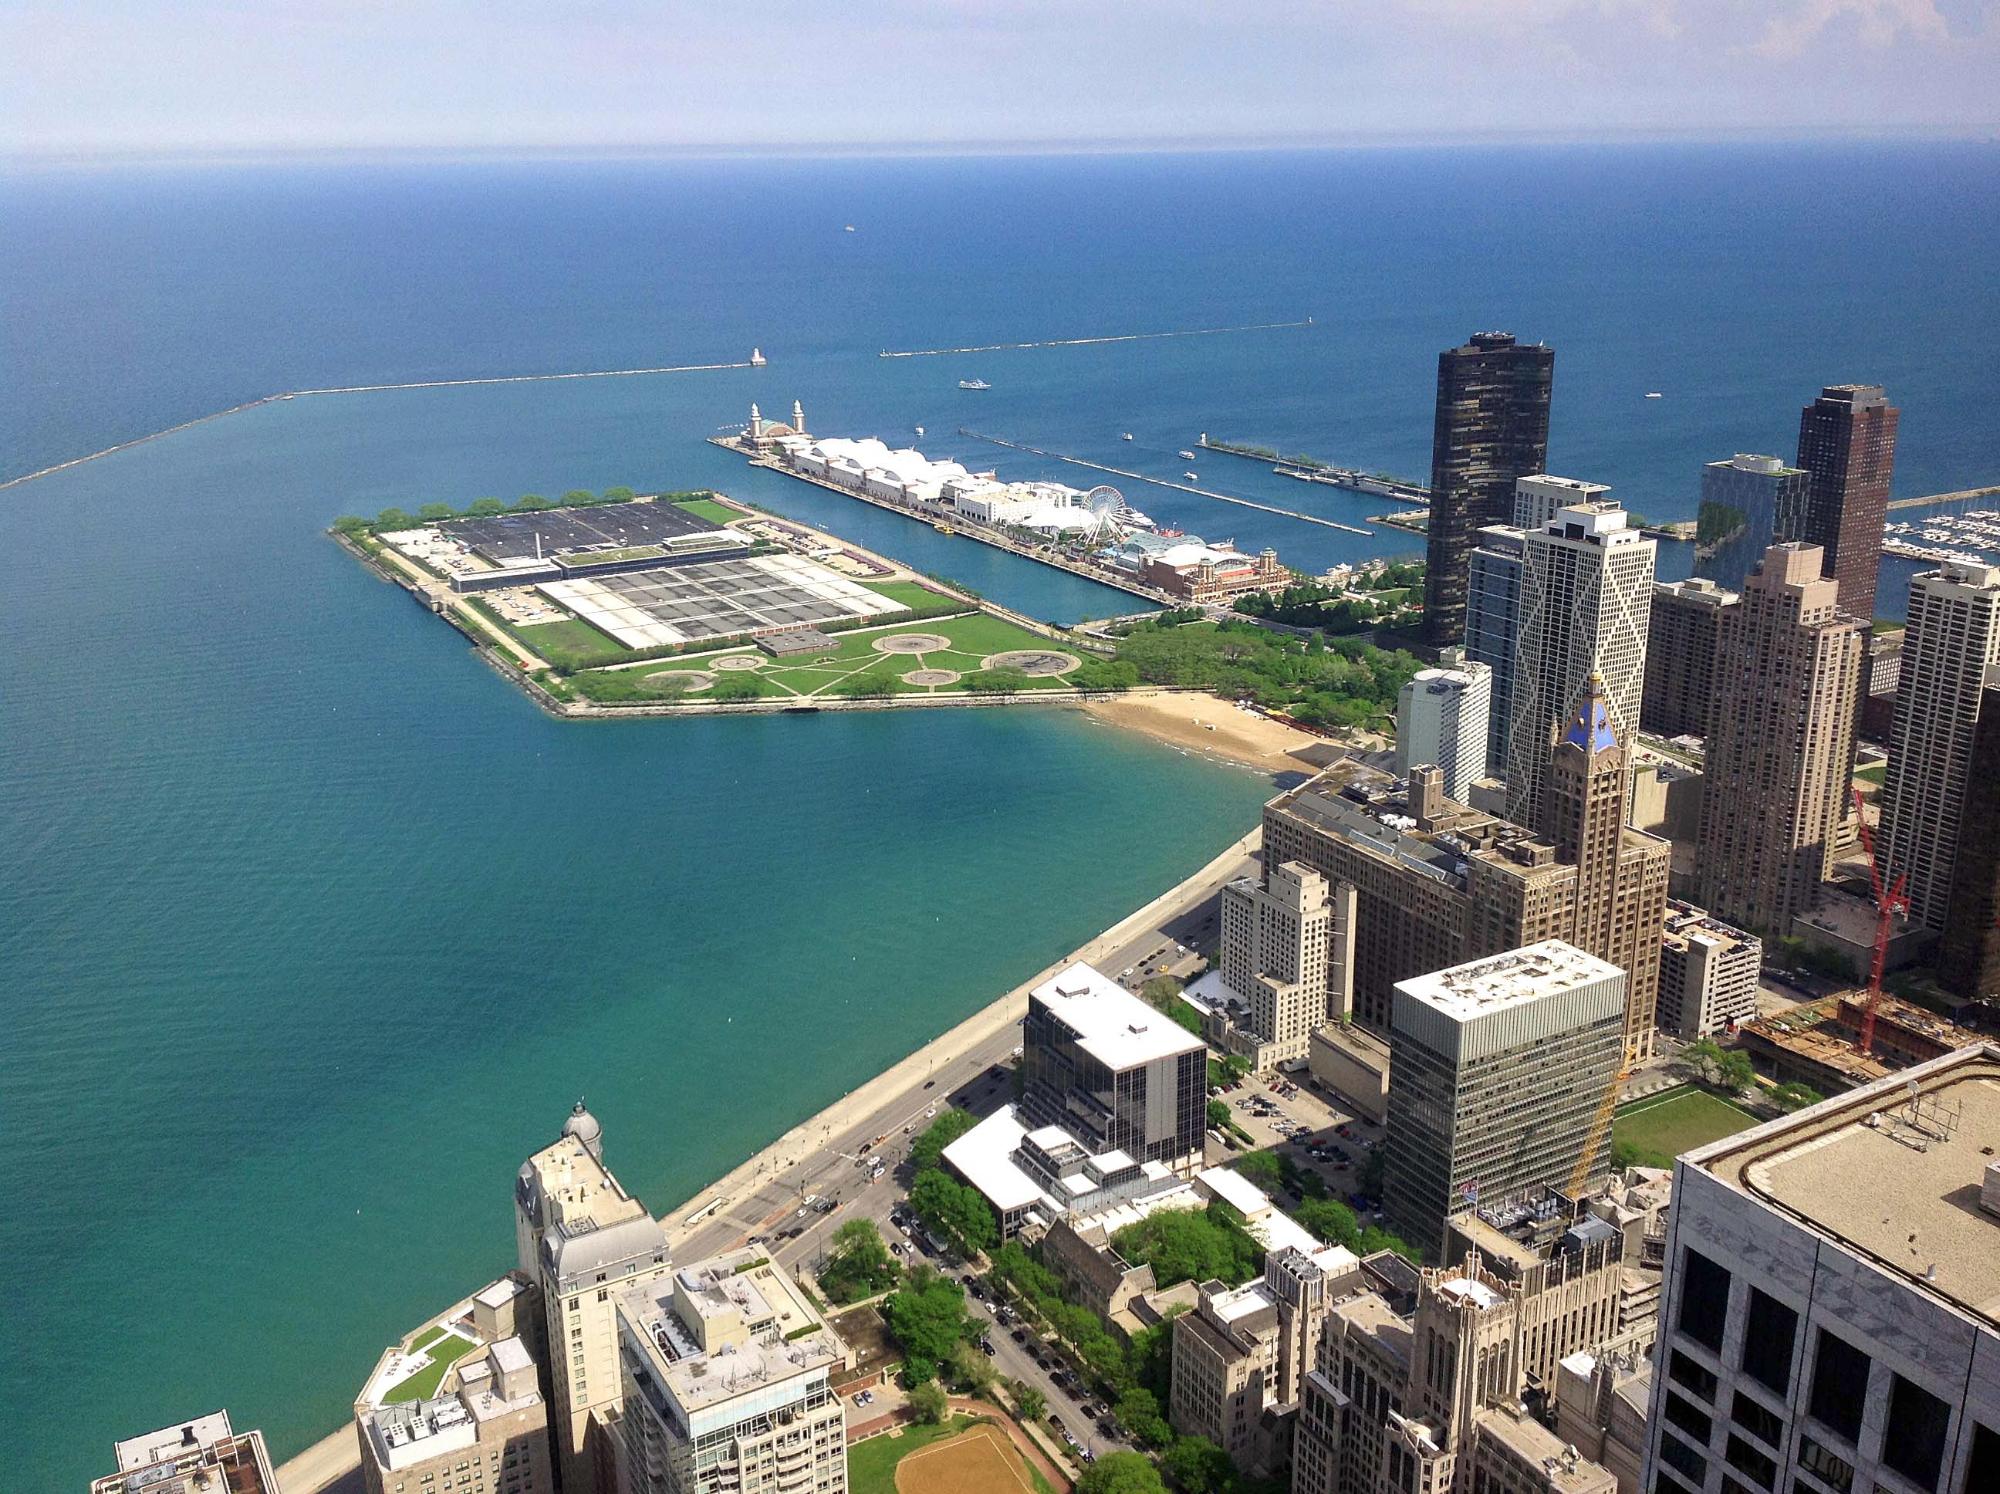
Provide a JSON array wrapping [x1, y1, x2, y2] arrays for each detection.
[[1746, 0, 1952, 58]]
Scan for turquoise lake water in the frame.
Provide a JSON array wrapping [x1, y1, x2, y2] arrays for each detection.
[[4, 143, 1998, 1485]]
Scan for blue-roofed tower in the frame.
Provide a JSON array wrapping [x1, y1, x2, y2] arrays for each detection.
[[1546, 671, 1667, 1060]]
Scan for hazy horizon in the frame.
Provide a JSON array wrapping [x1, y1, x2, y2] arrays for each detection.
[[6, 1, 1997, 158]]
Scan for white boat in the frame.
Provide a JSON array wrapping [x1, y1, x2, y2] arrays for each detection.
[[1177, 449, 1197, 460], [914, 425, 925, 436], [958, 379, 990, 391], [844, 225, 857, 233], [1120, 432, 1134, 441], [1645, 391, 1663, 399], [1183, 471, 1199, 481]]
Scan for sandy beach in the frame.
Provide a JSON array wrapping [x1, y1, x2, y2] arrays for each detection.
[[1079, 690, 1339, 775]]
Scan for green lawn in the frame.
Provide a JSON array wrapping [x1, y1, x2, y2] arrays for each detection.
[[585, 612, 1083, 702], [847, 1417, 983, 1494], [674, 498, 741, 525], [1854, 763, 1886, 785], [1613, 1087, 1757, 1167], [409, 1325, 446, 1352], [383, 1333, 478, 1404], [863, 579, 966, 616], [497, 615, 632, 670]]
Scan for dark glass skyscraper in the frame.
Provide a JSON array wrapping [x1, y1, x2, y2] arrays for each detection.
[[1693, 452, 1810, 592], [1422, 332, 1554, 647], [1795, 384, 1899, 623]]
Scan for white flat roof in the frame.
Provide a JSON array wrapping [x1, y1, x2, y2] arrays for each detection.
[[1396, 940, 1621, 1023], [943, 1105, 1058, 1214], [1032, 961, 1206, 1070], [1197, 1165, 1273, 1217]]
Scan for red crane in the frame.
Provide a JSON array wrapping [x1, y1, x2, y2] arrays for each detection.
[[1850, 786, 1910, 1056]]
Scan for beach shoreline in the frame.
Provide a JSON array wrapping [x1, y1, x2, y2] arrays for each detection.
[[1076, 690, 1339, 776]]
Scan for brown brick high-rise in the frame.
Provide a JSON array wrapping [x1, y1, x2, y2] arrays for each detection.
[[1422, 332, 1554, 647], [1695, 543, 1863, 936], [1794, 384, 1898, 623]]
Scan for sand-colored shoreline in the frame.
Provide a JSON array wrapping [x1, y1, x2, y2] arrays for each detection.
[[1078, 690, 1337, 775]]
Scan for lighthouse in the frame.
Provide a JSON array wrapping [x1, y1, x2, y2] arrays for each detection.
[[792, 400, 807, 437], [748, 403, 765, 443]]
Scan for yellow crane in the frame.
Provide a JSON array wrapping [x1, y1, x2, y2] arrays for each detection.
[[1569, 1060, 1632, 1197]]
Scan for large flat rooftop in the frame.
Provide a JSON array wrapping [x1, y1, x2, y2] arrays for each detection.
[[93, 1416, 276, 1494], [1689, 1044, 2000, 1326], [619, 1247, 848, 1416], [1032, 961, 1205, 1069], [1398, 940, 1622, 1023]]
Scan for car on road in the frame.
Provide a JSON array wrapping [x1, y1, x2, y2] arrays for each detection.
[[980, 1339, 996, 1356], [1048, 1416, 1066, 1437]]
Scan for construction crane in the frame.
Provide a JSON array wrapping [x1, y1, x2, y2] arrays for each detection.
[[1850, 785, 1910, 1057], [1568, 1056, 1632, 1198]]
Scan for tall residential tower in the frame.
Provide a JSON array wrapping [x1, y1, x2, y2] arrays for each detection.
[[515, 1102, 671, 1494], [1878, 560, 2000, 931], [1695, 544, 1863, 935], [1422, 332, 1554, 647]]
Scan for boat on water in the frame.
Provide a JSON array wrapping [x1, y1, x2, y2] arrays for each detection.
[[844, 225, 857, 233], [958, 379, 990, 391], [914, 425, 925, 436], [1183, 471, 1199, 481], [1120, 432, 1135, 441], [933, 523, 956, 535], [1177, 449, 1197, 461], [1645, 391, 1663, 399]]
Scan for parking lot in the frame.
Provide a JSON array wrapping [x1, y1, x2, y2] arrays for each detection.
[[1211, 1069, 1390, 1222]]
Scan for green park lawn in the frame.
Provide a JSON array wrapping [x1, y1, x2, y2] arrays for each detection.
[[673, 497, 742, 525], [383, 1332, 478, 1404], [409, 1325, 446, 1352], [574, 612, 1084, 704], [1612, 1087, 1757, 1168]]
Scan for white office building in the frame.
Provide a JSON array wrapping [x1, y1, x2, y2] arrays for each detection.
[[1395, 649, 1493, 802], [1643, 1044, 2000, 1494], [1507, 502, 1657, 832], [1384, 941, 1627, 1258]]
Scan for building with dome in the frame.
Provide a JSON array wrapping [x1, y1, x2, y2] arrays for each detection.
[[515, 1101, 669, 1494], [743, 399, 808, 453]]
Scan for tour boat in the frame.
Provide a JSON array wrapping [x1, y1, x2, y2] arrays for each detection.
[[958, 379, 990, 391], [1184, 471, 1199, 481], [1178, 449, 1197, 460]]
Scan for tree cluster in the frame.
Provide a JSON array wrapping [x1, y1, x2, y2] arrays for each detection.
[[1109, 619, 1420, 726], [818, 1219, 899, 1305], [904, 1109, 998, 1260], [1109, 1202, 1263, 1289], [881, 1264, 981, 1386], [336, 485, 648, 535]]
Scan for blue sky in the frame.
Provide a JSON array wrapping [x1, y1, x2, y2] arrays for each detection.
[[4, 0, 1996, 155]]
